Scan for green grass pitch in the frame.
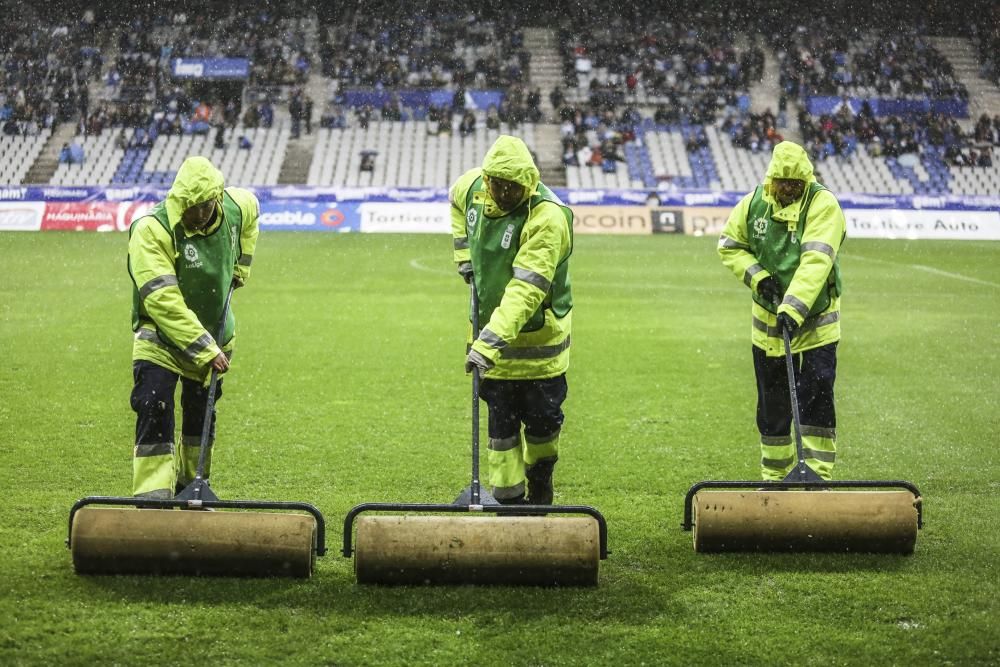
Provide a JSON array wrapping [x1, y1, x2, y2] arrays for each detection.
[[1, 231, 997, 665]]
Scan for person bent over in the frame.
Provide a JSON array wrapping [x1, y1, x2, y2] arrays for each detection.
[[450, 135, 574, 505], [718, 141, 846, 481], [127, 156, 260, 498]]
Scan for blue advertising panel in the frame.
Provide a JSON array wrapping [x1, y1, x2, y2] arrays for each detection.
[[257, 201, 361, 232], [171, 58, 250, 80], [339, 89, 505, 110], [805, 95, 968, 119]]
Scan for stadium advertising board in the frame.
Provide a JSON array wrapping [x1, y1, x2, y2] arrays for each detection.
[[650, 206, 732, 236], [650, 208, 684, 234], [258, 202, 359, 232], [572, 206, 651, 235], [357, 203, 450, 233], [40, 201, 154, 232], [3, 187, 998, 240], [171, 58, 250, 79], [845, 209, 1000, 240], [0, 202, 45, 231]]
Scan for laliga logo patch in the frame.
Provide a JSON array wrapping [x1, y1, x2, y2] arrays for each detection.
[[501, 223, 515, 249], [183, 243, 202, 268], [752, 216, 768, 237], [466, 208, 478, 229]]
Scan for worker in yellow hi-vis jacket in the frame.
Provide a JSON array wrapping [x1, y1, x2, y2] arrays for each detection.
[[127, 156, 259, 498], [718, 141, 846, 481], [450, 135, 574, 505]]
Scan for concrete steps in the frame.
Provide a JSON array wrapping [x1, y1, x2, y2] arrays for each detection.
[[523, 27, 563, 122], [23, 123, 78, 185], [532, 123, 566, 186], [277, 132, 317, 184], [929, 36, 1000, 124]]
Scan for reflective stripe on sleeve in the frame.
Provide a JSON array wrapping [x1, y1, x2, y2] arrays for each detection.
[[454, 237, 469, 250], [800, 241, 835, 259], [238, 254, 253, 266], [139, 275, 178, 301], [183, 333, 215, 360], [719, 236, 750, 250], [513, 267, 551, 292], [743, 263, 764, 287], [782, 294, 810, 319], [479, 328, 508, 350]]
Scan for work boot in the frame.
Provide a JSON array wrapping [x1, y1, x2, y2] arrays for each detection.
[[496, 493, 528, 506], [526, 459, 556, 505]]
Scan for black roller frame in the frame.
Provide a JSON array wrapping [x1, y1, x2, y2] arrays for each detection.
[[682, 323, 923, 535], [68, 283, 327, 558], [67, 496, 328, 556], [343, 280, 609, 561]]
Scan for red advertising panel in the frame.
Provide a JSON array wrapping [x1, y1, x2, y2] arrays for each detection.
[[41, 201, 155, 232]]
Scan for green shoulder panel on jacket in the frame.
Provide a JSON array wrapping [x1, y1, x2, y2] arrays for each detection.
[[128, 215, 177, 290], [225, 187, 260, 284], [718, 191, 770, 291], [450, 168, 482, 263]]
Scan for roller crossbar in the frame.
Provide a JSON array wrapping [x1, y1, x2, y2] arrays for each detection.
[[342, 502, 608, 559], [682, 480, 923, 532]]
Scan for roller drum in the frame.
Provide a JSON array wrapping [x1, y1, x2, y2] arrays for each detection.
[[693, 490, 919, 553], [354, 515, 600, 585], [71, 507, 317, 577]]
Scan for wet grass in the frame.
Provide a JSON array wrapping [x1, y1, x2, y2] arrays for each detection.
[[1, 231, 998, 666]]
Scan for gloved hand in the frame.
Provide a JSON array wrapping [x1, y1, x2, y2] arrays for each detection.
[[232, 275, 245, 289], [756, 276, 780, 305], [777, 312, 799, 335], [457, 262, 474, 284], [465, 348, 494, 375]]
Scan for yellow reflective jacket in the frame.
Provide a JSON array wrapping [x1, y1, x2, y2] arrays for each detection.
[[718, 141, 846, 356], [450, 135, 573, 379], [128, 156, 260, 381]]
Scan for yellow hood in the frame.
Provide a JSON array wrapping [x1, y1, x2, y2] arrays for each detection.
[[481, 135, 539, 213], [762, 141, 817, 224], [165, 156, 225, 228]]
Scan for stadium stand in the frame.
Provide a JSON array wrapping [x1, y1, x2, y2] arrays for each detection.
[[307, 116, 536, 188], [0, 131, 53, 185], [2, 1, 998, 196]]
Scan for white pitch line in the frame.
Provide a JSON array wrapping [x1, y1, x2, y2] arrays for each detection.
[[911, 264, 1000, 288], [851, 253, 999, 288], [409, 257, 453, 276]]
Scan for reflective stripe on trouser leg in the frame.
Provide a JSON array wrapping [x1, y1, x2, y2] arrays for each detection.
[[487, 434, 525, 499], [177, 435, 213, 487], [760, 436, 795, 481], [524, 428, 559, 466], [130, 361, 180, 498], [801, 426, 836, 480], [796, 344, 838, 480], [178, 374, 220, 485], [132, 442, 176, 498]]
